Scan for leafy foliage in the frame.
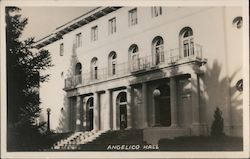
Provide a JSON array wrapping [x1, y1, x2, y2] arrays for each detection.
[[6, 6, 53, 150], [211, 107, 225, 137]]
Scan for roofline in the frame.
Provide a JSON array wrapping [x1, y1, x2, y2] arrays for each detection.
[[34, 6, 122, 49]]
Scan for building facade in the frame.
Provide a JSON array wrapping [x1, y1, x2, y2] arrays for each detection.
[[35, 6, 243, 144]]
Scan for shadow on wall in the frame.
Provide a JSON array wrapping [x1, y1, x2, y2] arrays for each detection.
[[57, 43, 80, 132], [197, 60, 242, 136]]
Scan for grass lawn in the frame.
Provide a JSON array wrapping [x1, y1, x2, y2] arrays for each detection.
[[158, 136, 243, 151]]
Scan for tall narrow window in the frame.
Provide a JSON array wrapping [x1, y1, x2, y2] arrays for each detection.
[[75, 62, 82, 84], [128, 8, 137, 26], [152, 36, 164, 65], [91, 57, 98, 80], [129, 44, 139, 71], [151, 6, 162, 17], [91, 26, 98, 41], [179, 27, 194, 57], [109, 51, 117, 76], [75, 33, 82, 48], [109, 17, 116, 34], [60, 43, 64, 56]]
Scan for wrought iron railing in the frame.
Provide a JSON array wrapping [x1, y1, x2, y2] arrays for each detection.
[[65, 44, 203, 89]]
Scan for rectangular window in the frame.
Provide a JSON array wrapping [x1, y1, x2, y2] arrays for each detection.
[[91, 25, 98, 41], [128, 8, 137, 26], [75, 33, 82, 48], [108, 17, 116, 34], [60, 43, 64, 56], [151, 6, 162, 17]]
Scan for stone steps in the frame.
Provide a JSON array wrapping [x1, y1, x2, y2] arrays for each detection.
[[52, 130, 107, 150]]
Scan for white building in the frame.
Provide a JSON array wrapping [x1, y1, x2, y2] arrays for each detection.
[[35, 6, 243, 144]]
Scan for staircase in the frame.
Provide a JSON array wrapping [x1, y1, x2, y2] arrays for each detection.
[[78, 129, 146, 151], [52, 130, 107, 150]]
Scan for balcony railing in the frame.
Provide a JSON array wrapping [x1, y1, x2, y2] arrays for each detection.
[[65, 44, 203, 89]]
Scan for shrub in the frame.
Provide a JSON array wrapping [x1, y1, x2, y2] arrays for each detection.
[[211, 107, 225, 137]]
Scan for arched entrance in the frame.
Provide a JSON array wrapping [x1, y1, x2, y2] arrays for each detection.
[[86, 97, 94, 131], [153, 84, 171, 127], [117, 92, 127, 130]]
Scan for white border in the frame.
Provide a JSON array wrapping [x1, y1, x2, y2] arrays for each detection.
[[1, 0, 249, 158]]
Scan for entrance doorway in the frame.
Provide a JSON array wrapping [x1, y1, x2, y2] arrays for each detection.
[[154, 84, 171, 127], [117, 92, 127, 129], [86, 97, 94, 131]]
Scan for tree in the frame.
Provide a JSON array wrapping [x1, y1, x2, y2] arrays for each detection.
[[211, 107, 225, 137], [6, 7, 53, 150]]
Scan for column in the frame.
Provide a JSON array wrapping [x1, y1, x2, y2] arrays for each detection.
[[75, 95, 83, 131], [94, 92, 100, 131], [142, 82, 148, 128], [82, 97, 87, 131], [127, 86, 133, 129], [191, 73, 200, 124], [107, 89, 113, 130], [191, 73, 201, 135], [170, 77, 178, 127]]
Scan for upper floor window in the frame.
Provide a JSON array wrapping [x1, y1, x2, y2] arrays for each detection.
[[128, 8, 137, 26], [91, 57, 98, 80], [233, 16, 243, 29], [152, 36, 164, 65], [91, 25, 98, 41], [109, 17, 116, 34], [129, 44, 139, 71], [60, 43, 64, 56], [151, 6, 162, 17], [75, 33, 82, 48], [179, 27, 194, 57], [75, 62, 82, 75], [109, 51, 117, 76]]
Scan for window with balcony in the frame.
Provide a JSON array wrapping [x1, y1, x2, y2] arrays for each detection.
[[109, 17, 116, 34], [75, 62, 82, 84], [75, 33, 82, 48], [151, 6, 162, 17], [179, 27, 194, 57], [129, 44, 139, 71], [91, 25, 98, 41], [152, 36, 164, 65], [60, 43, 64, 56], [128, 8, 137, 26], [109, 51, 117, 76], [91, 57, 98, 80]]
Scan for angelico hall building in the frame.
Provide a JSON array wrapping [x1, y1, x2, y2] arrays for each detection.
[[35, 6, 243, 144]]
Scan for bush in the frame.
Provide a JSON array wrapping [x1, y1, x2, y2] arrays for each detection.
[[211, 107, 224, 137]]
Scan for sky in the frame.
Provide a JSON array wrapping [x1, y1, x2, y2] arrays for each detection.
[[20, 7, 95, 41]]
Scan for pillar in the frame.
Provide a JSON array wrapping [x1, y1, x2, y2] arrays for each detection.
[[82, 97, 87, 131], [127, 86, 133, 129], [142, 82, 148, 128], [170, 77, 178, 127], [75, 95, 83, 131], [94, 92, 100, 131], [106, 89, 113, 130], [191, 73, 201, 135]]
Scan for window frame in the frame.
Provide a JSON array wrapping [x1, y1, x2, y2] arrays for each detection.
[[128, 8, 138, 26], [91, 25, 98, 41], [75, 33, 82, 48], [151, 6, 162, 18], [108, 17, 116, 35]]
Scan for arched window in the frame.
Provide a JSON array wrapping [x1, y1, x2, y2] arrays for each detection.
[[75, 62, 82, 84], [179, 27, 194, 57], [129, 44, 139, 71], [86, 97, 94, 131], [91, 57, 98, 80], [116, 92, 127, 129], [108, 51, 117, 76], [152, 36, 164, 65], [75, 62, 82, 75]]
